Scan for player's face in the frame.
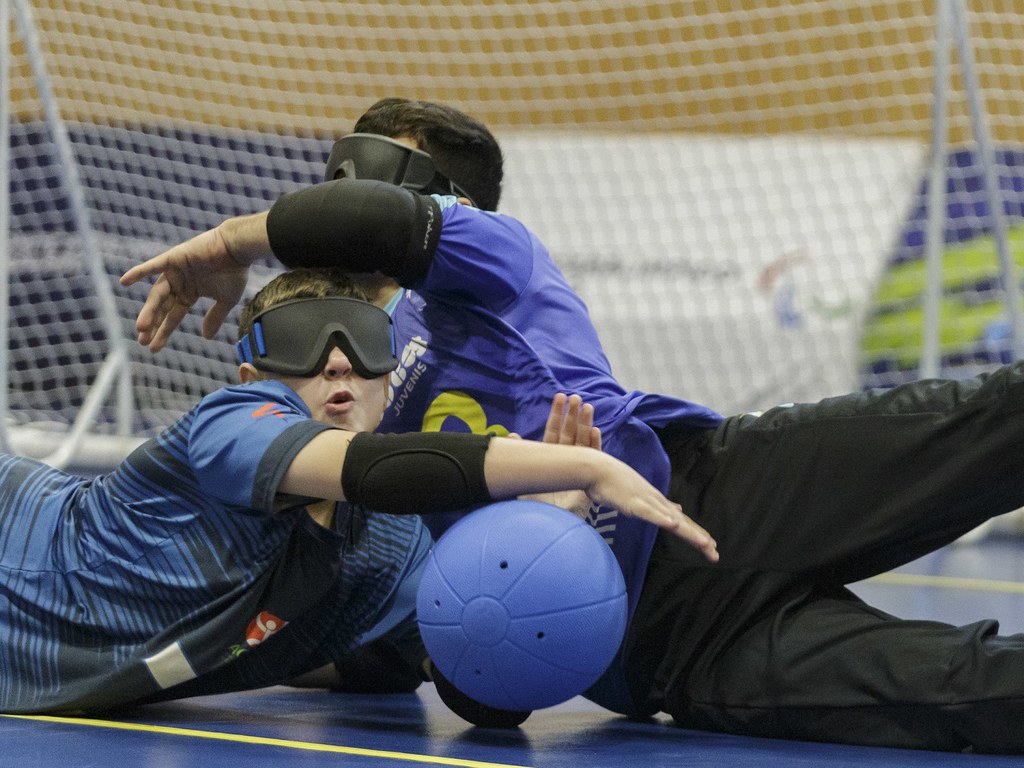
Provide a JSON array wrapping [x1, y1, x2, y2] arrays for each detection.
[[277, 346, 387, 432]]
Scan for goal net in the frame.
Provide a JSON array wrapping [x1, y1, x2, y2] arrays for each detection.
[[4, 0, 1024, 467]]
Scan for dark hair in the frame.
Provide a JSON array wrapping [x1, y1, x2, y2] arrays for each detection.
[[238, 268, 369, 342], [353, 98, 504, 212]]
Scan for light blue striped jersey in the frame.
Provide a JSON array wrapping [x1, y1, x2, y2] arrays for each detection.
[[0, 378, 429, 713]]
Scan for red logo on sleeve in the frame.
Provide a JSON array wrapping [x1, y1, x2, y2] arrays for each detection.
[[252, 403, 286, 419]]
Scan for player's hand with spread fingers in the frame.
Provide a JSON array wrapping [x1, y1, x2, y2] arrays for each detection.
[[119, 211, 272, 352], [580, 451, 718, 563], [516, 393, 717, 562], [484, 434, 718, 563]]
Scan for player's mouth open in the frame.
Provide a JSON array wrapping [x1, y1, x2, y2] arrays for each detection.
[[325, 391, 354, 413]]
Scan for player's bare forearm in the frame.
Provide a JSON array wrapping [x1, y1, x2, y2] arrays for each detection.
[[485, 438, 718, 563]]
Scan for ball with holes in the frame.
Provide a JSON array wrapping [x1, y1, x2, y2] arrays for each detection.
[[416, 500, 627, 711]]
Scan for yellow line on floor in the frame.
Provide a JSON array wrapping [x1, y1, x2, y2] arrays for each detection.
[[867, 572, 1024, 594], [1, 714, 533, 768]]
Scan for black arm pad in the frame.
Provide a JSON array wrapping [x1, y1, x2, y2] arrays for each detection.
[[430, 661, 531, 728], [331, 635, 429, 694], [341, 432, 493, 514], [266, 178, 442, 285]]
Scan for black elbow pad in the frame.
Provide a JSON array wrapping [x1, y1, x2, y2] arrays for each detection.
[[341, 432, 493, 514], [267, 179, 442, 285]]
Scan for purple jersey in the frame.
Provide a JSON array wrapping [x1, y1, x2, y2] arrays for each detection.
[[381, 198, 723, 619]]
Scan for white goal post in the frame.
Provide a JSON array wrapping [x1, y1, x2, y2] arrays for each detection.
[[2, 0, 1023, 468]]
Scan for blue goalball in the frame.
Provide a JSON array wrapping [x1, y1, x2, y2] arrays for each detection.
[[416, 500, 628, 712]]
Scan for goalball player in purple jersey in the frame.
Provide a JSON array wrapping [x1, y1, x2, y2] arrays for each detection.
[[0, 267, 700, 715], [380, 194, 723, 602], [122, 99, 1024, 752]]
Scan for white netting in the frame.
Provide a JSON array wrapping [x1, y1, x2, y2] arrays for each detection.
[[5, 0, 1024, 465]]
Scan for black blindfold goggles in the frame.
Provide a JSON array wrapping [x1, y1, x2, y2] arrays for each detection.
[[236, 297, 398, 379], [324, 133, 476, 207]]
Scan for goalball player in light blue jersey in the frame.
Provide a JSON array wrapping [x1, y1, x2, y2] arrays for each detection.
[[122, 99, 1024, 752], [0, 268, 702, 715]]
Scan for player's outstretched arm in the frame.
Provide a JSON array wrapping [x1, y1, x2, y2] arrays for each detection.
[[280, 426, 718, 563], [484, 437, 718, 563], [517, 393, 717, 562], [119, 211, 273, 352]]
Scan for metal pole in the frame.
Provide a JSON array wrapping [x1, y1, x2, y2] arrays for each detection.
[[949, 0, 1024, 361], [0, 0, 10, 453], [921, 0, 952, 380], [11, 0, 136, 464]]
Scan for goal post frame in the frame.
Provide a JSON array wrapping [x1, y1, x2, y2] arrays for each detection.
[[2, 1, 1022, 469]]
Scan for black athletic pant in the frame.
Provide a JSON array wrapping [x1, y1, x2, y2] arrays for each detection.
[[626, 362, 1024, 752]]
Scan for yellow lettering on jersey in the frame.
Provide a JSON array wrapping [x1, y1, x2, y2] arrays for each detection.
[[421, 391, 510, 437]]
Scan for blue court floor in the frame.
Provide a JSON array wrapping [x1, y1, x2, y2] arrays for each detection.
[[6, 535, 1024, 768]]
